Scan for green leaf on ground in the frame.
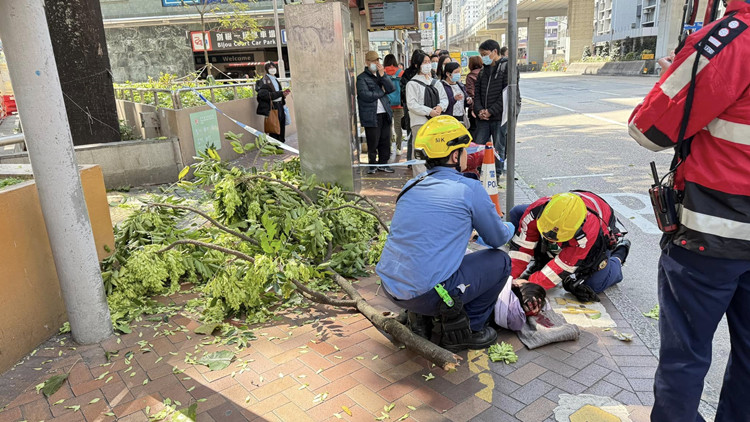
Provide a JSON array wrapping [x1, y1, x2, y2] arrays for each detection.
[[194, 323, 220, 335], [65, 405, 81, 412], [613, 331, 633, 342], [488, 342, 518, 364], [41, 374, 69, 397], [422, 373, 435, 381], [196, 351, 235, 371], [173, 403, 198, 421], [643, 304, 659, 321]]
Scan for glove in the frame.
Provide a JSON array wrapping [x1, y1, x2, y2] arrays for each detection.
[[562, 277, 600, 303], [438, 298, 472, 345], [504, 221, 516, 236]]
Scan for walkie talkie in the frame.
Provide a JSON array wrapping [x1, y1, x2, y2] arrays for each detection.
[[648, 162, 679, 233]]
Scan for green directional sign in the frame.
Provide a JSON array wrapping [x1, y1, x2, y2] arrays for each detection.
[[189, 109, 222, 153]]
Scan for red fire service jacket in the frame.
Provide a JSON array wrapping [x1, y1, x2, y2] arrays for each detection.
[[509, 192, 616, 289], [628, 1, 750, 261]]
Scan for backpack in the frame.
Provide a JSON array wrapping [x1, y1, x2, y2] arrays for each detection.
[[411, 79, 440, 109], [387, 73, 402, 107]]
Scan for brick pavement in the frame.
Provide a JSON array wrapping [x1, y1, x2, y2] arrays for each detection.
[[0, 157, 658, 422]]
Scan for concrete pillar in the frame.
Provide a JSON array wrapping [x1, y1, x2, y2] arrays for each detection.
[[350, 9, 369, 74], [567, 0, 595, 62], [286, 2, 359, 191], [0, 0, 112, 344], [527, 17, 546, 67], [656, 0, 686, 58]]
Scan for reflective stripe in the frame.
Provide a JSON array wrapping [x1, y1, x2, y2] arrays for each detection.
[[542, 266, 562, 285], [577, 192, 604, 218], [512, 236, 536, 249], [509, 250, 532, 262], [706, 118, 750, 146], [553, 255, 577, 273], [681, 207, 750, 241], [660, 52, 711, 99], [629, 122, 670, 152]]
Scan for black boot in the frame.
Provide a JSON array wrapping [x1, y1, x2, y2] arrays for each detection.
[[612, 238, 631, 265], [407, 311, 433, 340], [440, 324, 498, 352]]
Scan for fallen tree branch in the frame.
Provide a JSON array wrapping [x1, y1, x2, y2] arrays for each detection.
[[321, 205, 390, 234], [315, 186, 386, 224], [289, 278, 356, 308], [157, 237, 459, 370], [242, 175, 314, 205], [150, 203, 259, 246], [329, 270, 461, 371], [157, 239, 255, 263]]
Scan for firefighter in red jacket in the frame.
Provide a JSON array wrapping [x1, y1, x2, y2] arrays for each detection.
[[628, 1, 750, 420], [507, 192, 631, 303]]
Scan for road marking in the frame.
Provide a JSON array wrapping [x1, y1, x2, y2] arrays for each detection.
[[599, 193, 663, 235], [542, 173, 614, 181], [525, 96, 628, 127], [589, 90, 619, 96]]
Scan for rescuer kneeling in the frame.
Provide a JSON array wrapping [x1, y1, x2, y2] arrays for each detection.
[[376, 116, 515, 352]]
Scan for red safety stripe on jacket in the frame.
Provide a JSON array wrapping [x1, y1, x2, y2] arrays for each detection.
[[509, 193, 614, 289], [628, 2, 750, 259]]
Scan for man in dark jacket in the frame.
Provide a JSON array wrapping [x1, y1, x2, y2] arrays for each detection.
[[474, 39, 515, 175], [357, 51, 396, 174]]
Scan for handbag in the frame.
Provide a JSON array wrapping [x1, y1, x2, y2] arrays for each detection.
[[264, 108, 281, 134]]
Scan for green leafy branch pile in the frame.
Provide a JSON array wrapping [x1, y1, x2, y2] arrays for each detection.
[[488, 342, 518, 364], [101, 133, 387, 331]]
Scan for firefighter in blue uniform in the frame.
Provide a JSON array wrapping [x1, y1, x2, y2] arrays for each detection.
[[629, 1, 750, 420]]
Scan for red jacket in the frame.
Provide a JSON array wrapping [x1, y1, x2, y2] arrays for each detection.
[[510, 192, 615, 289], [628, 1, 750, 260]]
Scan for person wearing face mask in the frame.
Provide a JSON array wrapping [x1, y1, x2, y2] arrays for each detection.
[[440, 62, 468, 126], [430, 53, 440, 78], [376, 116, 515, 352], [474, 40, 521, 176], [256, 62, 290, 143], [406, 50, 449, 177], [356, 51, 396, 174]]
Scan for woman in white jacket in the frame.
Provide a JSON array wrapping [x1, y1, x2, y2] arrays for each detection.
[[406, 52, 448, 177]]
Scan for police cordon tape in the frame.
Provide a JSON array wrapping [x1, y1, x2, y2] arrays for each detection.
[[191, 88, 300, 155], [191, 89, 494, 168]]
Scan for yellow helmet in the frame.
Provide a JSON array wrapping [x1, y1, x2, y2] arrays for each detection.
[[414, 115, 472, 159], [537, 193, 587, 242]]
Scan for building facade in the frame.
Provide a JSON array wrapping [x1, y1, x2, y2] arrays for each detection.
[[100, 0, 288, 82], [592, 0, 659, 53]]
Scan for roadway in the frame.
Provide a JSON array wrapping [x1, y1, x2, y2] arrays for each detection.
[[513, 72, 726, 415]]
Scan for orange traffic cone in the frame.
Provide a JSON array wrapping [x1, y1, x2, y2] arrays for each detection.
[[480, 142, 503, 217]]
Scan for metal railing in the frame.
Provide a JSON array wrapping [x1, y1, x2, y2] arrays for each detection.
[[113, 78, 291, 110]]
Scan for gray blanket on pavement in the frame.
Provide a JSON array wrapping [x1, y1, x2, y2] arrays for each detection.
[[518, 308, 580, 350]]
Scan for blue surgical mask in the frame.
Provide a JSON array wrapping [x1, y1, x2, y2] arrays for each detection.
[[369, 63, 378, 72], [431, 62, 438, 70], [482, 55, 493, 65], [451, 73, 461, 82]]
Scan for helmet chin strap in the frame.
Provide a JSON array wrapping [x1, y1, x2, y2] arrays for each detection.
[[454, 148, 464, 172]]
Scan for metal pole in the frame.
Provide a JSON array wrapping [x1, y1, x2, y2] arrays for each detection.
[[506, 0, 518, 215], [273, 0, 286, 77], [0, 0, 112, 343], [434, 12, 439, 51]]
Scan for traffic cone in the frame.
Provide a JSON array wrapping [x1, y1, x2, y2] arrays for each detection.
[[481, 142, 503, 217]]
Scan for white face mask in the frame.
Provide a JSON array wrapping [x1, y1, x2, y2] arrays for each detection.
[[369, 63, 378, 72], [269, 68, 277, 75], [421, 63, 432, 75]]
